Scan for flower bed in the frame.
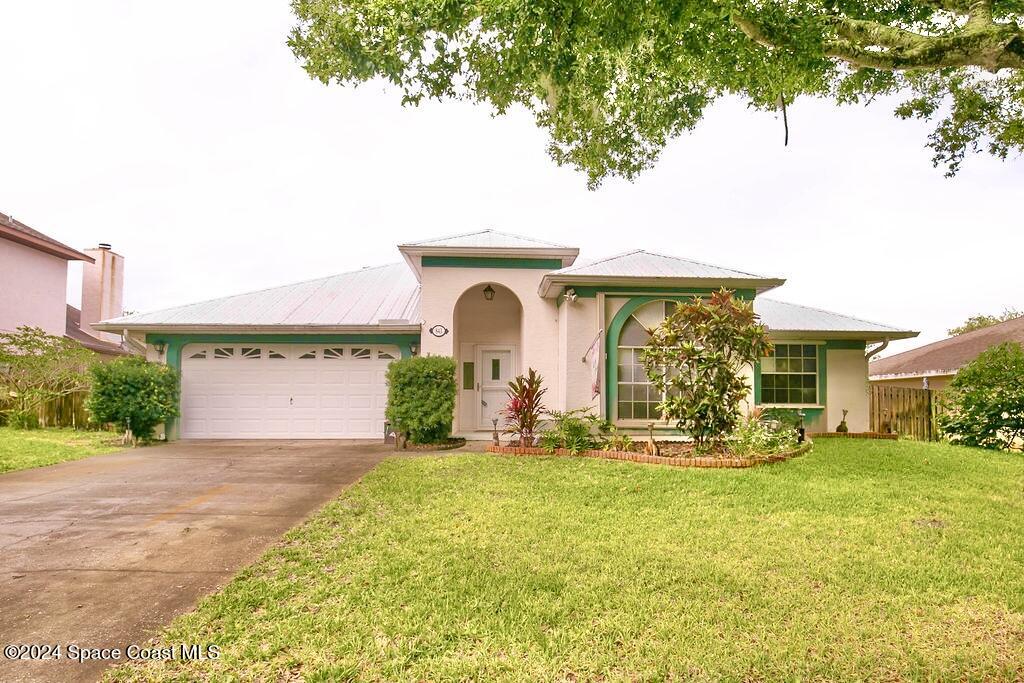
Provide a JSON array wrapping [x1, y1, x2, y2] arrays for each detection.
[[486, 439, 812, 468], [807, 432, 898, 440]]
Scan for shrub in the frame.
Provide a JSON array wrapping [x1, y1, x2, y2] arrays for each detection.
[[938, 342, 1024, 450], [385, 355, 456, 444], [601, 426, 635, 452], [86, 356, 179, 442], [642, 289, 772, 453], [729, 409, 798, 457], [0, 326, 93, 428], [503, 368, 547, 446], [539, 409, 609, 455]]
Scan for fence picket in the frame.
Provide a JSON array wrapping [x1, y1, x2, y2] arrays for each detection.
[[870, 385, 944, 441]]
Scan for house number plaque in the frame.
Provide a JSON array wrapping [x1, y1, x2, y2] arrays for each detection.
[[428, 324, 449, 337]]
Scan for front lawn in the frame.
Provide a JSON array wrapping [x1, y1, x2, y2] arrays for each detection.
[[109, 440, 1024, 682], [0, 427, 124, 473]]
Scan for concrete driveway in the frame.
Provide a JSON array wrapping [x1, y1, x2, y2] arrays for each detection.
[[0, 440, 397, 683]]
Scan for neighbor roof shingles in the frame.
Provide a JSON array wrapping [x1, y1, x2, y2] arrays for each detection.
[[869, 315, 1024, 378], [0, 210, 92, 261]]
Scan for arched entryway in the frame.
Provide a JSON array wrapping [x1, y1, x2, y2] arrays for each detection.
[[453, 282, 523, 434]]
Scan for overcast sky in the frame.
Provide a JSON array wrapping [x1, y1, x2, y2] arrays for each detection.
[[2, 2, 1020, 356]]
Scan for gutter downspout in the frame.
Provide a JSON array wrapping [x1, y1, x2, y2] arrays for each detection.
[[865, 338, 889, 361]]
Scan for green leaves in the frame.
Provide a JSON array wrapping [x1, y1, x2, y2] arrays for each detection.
[[641, 289, 771, 453], [86, 356, 180, 441], [0, 326, 94, 422], [385, 355, 457, 444], [290, 0, 1024, 184], [503, 368, 548, 444], [939, 342, 1024, 450]]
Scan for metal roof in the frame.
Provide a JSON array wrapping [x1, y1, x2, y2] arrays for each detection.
[[98, 255, 915, 342], [399, 229, 572, 250], [551, 250, 773, 279], [754, 298, 915, 339], [100, 263, 421, 329]]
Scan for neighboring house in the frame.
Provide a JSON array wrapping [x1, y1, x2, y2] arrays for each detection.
[[0, 210, 128, 356], [869, 315, 1024, 390], [95, 230, 917, 440]]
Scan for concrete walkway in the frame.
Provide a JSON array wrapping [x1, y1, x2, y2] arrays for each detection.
[[0, 440, 397, 682]]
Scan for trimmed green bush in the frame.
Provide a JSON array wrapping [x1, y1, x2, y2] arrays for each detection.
[[86, 357, 179, 442], [385, 355, 456, 444], [939, 342, 1024, 450]]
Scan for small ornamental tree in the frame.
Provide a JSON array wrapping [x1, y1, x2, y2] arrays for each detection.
[[641, 289, 772, 453], [86, 356, 180, 443], [503, 368, 547, 446], [385, 355, 457, 444], [938, 342, 1024, 450], [0, 326, 94, 428]]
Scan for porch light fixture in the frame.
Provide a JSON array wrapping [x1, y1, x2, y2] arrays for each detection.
[[153, 342, 166, 355], [483, 285, 495, 301]]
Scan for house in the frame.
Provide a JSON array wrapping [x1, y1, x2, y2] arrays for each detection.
[[869, 315, 1024, 390], [0, 210, 129, 356], [95, 230, 917, 440]]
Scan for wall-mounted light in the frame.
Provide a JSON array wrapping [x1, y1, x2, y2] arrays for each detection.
[[410, 343, 420, 356], [153, 342, 166, 355], [483, 285, 495, 301]]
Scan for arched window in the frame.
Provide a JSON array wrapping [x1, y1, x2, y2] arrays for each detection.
[[616, 300, 676, 421]]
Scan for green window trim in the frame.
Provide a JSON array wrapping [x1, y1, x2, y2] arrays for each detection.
[[146, 332, 421, 440], [422, 256, 563, 269], [605, 295, 723, 421]]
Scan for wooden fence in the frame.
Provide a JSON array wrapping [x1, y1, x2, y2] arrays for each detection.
[[869, 385, 945, 441], [0, 391, 91, 428]]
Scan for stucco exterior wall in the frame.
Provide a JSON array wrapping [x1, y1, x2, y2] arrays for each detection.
[[826, 349, 870, 432], [559, 297, 601, 413], [0, 238, 68, 335], [420, 266, 560, 432]]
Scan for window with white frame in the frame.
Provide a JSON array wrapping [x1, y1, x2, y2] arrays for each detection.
[[759, 343, 819, 405], [616, 300, 677, 421]]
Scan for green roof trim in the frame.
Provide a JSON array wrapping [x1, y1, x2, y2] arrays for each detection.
[[421, 256, 563, 269]]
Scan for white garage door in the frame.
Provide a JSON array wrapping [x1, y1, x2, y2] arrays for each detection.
[[180, 343, 399, 439]]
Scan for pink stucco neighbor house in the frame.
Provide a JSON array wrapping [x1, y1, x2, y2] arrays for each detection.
[[0, 210, 128, 356], [97, 230, 918, 441]]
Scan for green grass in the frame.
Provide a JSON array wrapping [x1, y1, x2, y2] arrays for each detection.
[[108, 440, 1024, 682], [0, 427, 124, 473]]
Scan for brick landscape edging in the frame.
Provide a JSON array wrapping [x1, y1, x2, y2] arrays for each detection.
[[807, 432, 898, 440], [485, 439, 813, 468]]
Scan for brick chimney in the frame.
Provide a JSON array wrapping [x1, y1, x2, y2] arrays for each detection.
[[80, 243, 124, 343]]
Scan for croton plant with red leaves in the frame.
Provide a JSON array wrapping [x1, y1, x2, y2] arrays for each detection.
[[503, 368, 547, 446]]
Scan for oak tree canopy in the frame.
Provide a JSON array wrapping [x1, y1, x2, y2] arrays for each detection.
[[290, 0, 1024, 185]]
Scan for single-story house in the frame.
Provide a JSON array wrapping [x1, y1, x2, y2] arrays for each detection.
[[1, 210, 129, 356], [95, 230, 917, 440], [870, 315, 1024, 390]]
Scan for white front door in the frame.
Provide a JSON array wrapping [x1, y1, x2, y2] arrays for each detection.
[[477, 346, 514, 429]]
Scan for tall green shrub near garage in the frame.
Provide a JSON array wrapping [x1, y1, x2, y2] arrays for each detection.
[[386, 356, 456, 444], [86, 357, 179, 443]]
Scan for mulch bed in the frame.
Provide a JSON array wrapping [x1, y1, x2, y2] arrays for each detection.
[[486, 440, 813, 469]]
